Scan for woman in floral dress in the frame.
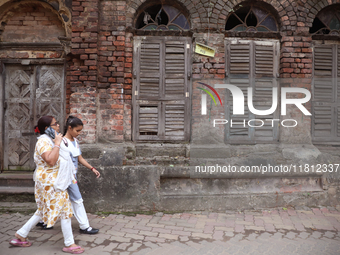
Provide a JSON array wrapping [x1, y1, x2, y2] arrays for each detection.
[[10, 116, 84, 254]]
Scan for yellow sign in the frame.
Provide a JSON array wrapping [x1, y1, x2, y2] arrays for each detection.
[[195, 43, 216, 57]]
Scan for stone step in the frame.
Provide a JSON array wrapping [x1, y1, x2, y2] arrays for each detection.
[[0, 186, 35, 203], [0, 202, 36, 213], [0, 172, 34, 187], [0, 186, 34, 194]]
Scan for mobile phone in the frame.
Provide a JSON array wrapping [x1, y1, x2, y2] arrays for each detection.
[[45, 126, 58, 139]]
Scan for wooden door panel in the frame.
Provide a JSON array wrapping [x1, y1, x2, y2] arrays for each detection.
[[36, 65, 64, 129], [4, 65, 34, 170], [3, 64, 65, 170]]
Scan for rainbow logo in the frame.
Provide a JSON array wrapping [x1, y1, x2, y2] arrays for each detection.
[[197, 82, 223, 115]]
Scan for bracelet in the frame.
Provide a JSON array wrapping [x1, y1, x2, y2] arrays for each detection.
[[54, 145, 60, 149], [91, 167, 95, 171]]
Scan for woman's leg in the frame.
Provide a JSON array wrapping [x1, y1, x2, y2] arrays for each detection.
[[71, 198, 90, 230], [61, 218, 84, 253], [16, 212, 41, 239], [61, 218, 74, 247], [67, 183, 90, 230]]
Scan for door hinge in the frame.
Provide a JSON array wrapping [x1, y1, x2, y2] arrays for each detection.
[[185, 92, 189, 97]]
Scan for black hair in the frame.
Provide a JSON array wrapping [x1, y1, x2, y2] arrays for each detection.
[[34, 116, 54, 134], [64, 116, 83, 135]]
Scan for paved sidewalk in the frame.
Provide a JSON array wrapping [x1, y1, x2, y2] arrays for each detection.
[[1, 206, 340, 255]]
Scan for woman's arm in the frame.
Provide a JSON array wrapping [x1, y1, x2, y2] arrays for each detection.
[[41, 133, 63, 166], [78, 155, 100, 178]]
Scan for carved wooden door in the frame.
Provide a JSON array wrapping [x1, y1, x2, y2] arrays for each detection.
[[3, 64, 65, 170]]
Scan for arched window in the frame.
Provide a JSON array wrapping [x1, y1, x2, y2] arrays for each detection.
[[135, 4, 189, 31], [224, 4, 280, 143], [226, 5, 278, 32], [310, 5, 340, 35]]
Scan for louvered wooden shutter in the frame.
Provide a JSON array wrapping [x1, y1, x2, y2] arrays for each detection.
[[165, 41, 186, 99], [133, 37, 190, 141], [225, 40, 251, 142], [312, 44, 340, 143], [138, 104, 159, 137], [225, 39, 279, 143], [253, 41, 279, 141], [164, 102, 185, 140], [163, 41, 187, 140], [137, 40, 162, 99]]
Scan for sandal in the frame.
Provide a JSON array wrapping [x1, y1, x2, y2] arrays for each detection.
[[62, 245, 85, 254], [9, 238, 32, 247]]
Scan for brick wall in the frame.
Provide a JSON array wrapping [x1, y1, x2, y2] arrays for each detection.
[[68, 0, 99, 143], [96, 1, 132, 142], [1, 5, 65, 43]]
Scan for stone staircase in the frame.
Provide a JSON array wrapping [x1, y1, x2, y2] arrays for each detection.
[[0, 171, 35, 213]]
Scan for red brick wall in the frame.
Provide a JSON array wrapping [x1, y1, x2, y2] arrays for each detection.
[[1, 5, 65, 43], [67, 0, 99, 143], [96, 1, 132, 142]]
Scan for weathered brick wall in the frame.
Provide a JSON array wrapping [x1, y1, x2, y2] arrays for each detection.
[[68, 0, 99, 143], [0, 2, 67, 59], [1, 5, 65, 43], [96, 1, 132, 142]]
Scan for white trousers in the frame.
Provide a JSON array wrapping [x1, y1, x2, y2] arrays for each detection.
[[71, 198, 90, 230], [16, 211, 74, 246]]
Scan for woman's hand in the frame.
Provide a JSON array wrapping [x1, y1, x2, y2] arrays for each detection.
[[41, 131, 62, 166], [91, 168, 101, 178], [54, 131, 63, 146]]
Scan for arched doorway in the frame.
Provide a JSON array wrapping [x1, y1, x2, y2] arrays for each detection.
[[0, 1, 69, 170]]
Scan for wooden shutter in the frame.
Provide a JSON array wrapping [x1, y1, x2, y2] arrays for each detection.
[[225, 40, 251, 142], [225, 39, 279, 143], [165, 41, 186, 99], [253, 79, 279, 141], [253, 41, 279, 141], [133, 37, 190, 142], [312, 44, 340, 143], [164, 102, 185, 140], [227, 41, 250, 76], [137, 40, 161, 99], [314, 46, 332, 77], [136, 103, 160, 141], [163, 41, 187, 140]]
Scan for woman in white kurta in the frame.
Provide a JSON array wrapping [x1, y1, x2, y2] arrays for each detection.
[[10, 116, 84, 254]]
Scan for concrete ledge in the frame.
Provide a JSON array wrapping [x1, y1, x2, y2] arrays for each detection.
[[0, 186, 34, 194], [159, 192, 329, 211]]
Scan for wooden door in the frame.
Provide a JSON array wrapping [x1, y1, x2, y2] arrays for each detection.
[[2, 64, 65, 170]]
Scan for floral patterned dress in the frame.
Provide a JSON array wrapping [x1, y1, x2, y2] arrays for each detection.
[[33, 135, 73, 227]]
